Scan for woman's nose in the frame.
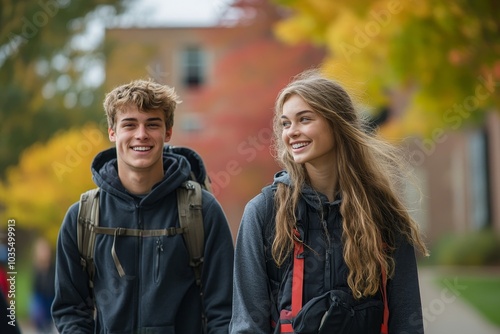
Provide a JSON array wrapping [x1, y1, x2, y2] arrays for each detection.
[[286, 124, 300, 138]]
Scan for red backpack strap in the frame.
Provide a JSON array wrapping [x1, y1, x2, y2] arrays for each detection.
[[380, 265, 389, 334], [279, 228, 305, 333], [291, 229, 305, 316]]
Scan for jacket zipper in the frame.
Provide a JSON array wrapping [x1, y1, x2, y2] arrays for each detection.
[[323, 219, 333, 291], [155, 238, 163, 283], [323, 205, 333, 291], [136, 205, 143, 329]]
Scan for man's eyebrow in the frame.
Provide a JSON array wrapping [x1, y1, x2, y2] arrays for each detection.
[[146, 117, 163, 122], [120, 117, 137, 123], [119, 117, 163, 122]]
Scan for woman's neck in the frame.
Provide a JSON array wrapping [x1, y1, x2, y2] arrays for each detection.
[[306, 164, 338, 202]]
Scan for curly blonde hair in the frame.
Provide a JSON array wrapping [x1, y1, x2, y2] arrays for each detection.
[[103, 79, 181, 130], [272, 70, 428, 298]]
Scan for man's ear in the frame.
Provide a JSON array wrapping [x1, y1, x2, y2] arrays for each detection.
[[108, 127, 117, 142], [164, 128, 173, 143]]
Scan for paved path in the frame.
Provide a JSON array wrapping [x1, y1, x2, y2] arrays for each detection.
[[419, 267, 500, 334]]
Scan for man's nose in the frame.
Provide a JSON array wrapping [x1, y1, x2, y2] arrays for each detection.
[[135, 124, 149, 139]]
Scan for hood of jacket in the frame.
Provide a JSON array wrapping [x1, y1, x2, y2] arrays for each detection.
[[91, 145, 192, 205], [272, 170, 341, 211]]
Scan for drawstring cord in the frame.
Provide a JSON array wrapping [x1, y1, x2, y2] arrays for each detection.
[[112, 228, 126, 277]]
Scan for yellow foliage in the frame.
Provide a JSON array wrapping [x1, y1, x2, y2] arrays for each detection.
[[0, 124, 111, 246], [306, 0, 338, 22], [322, 57, 389, 108], [273, 0, 500, 138], [324, 9, 361, 53], [274, 16, 315, 44]]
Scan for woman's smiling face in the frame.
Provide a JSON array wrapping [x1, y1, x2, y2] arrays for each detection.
[[280, 94, 335, 167]]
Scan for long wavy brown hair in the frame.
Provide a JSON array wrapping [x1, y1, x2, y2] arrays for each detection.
[[271, 70, 428, 298]]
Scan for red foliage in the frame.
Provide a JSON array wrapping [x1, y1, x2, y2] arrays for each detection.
[[174, 0, 325, 232]]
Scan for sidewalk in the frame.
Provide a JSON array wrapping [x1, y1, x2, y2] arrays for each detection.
[[15, 321, 56, 334], [418, 267, 500, 334]]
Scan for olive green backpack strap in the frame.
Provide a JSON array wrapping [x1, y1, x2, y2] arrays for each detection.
[[177, 180, 204, 286], [77, 187, 100, 305], [177, 180, 206, 332]]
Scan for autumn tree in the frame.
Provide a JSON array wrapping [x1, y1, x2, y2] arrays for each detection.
[[0, 124, 110, 245], [0, 0, 126, 176], [273, 0, 500, 138], [182, 0, 325, 228]]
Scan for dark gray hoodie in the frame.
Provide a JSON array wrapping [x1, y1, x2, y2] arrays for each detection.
[[52, 147, 234, 333], [229, 171, 423, 333]]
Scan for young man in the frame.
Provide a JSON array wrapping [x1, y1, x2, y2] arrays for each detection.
[[52, 80, 234, 333]]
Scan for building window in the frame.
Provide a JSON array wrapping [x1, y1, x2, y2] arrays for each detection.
[[469, 130, 489, 229], [181, 46, 205, 88], [179, 112, 203, 133]]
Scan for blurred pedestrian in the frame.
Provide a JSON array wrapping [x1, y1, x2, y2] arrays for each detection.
[[29, 237, 56, 333], [0, 242, 9, 299]]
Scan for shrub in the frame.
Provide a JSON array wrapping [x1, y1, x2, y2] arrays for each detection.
[[429, 229, 500, 266]]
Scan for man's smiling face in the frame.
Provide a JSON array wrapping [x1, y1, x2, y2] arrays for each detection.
[[108, 104, 171, 174]]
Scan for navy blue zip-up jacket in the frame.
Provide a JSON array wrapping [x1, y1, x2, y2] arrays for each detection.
[[229, 171, 424, 333], [52, 147, 234, 333]]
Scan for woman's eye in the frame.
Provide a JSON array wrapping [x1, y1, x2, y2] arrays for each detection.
[[281, 121, 290, 128]]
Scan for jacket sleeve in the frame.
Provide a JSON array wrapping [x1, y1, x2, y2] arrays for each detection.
[[51, 203, 95, 333], [387, 238, 424, 333], [229, 193, 273, 334], [201, 192, 235, 333]]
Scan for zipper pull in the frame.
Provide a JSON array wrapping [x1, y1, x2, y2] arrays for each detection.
[[156, 239, 163, 252]]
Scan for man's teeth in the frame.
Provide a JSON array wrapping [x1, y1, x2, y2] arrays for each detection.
[[292, 142, 309, 149], [133, 147, 151, 151]]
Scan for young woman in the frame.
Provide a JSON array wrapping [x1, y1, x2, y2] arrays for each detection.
[[229, 70, 428, 334]]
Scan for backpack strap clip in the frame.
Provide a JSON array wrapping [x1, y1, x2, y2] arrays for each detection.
[[177, 180, 204, 277]]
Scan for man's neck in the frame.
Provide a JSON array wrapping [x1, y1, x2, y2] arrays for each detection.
[[118, 167, 164, 195]]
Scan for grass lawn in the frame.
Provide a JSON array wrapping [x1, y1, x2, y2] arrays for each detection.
[[436, 274, 500, 327]]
